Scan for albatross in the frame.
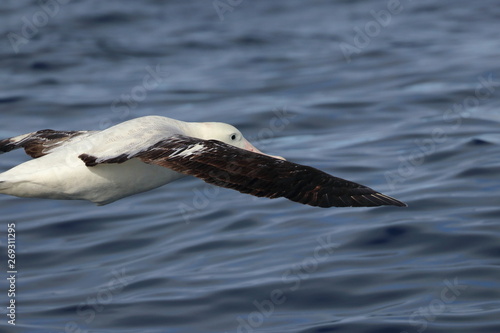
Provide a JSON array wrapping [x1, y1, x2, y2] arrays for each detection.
[[0, 116, 406, 208]]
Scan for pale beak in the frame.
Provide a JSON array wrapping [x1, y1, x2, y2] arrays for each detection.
[[243, 139, 286, 160]]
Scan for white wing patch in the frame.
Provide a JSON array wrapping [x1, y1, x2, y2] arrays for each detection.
[[171, 143, 206, 158], [8, 132, 33, 143]]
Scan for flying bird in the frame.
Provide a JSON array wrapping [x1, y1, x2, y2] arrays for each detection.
[[0, 116, 406, 208]]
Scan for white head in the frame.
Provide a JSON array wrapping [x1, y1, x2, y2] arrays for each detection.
[[197, 122, 285, 160]]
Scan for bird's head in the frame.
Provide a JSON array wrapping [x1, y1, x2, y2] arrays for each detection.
[[200, 122, 285, 160]]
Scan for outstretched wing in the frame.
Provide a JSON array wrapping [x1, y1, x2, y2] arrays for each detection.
[[0, 129, 92, 158], [79, 135, 407, 208]]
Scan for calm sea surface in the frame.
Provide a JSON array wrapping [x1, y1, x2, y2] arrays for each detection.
[[0, 1, 499, 332]]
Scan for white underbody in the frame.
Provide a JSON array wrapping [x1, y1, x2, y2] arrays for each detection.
[[0, 155, 184, 205]]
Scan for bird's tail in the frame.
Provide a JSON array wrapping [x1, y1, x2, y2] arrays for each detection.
[[0, 177, 28, 198]]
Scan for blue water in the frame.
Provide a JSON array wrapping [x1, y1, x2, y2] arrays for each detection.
[[1, 1, 500, 332]]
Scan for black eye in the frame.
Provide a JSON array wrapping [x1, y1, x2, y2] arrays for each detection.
[[230, 134, 237, 140]]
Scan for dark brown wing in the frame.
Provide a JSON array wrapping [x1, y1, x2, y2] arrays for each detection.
[[0, 129, 91, 158], [79, 135, 407, 208]]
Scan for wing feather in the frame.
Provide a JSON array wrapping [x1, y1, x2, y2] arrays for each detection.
[[0, 129, 92, 158], [78, 135, 407, 208]]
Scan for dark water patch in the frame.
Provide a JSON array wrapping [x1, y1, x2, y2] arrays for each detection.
[[30, 216, 112, 238], [30, 61, 53, 70], [179, 39, 226, 50], [92, 39, 169, 58], [175, 239, 256, 255], [246, 55, 294, 64], [220, 218, 261, 232], [346, 225, 413, 247], [0, 95, 24, 103], [126, 277, 171, 291], [413, 232, 497, 256], [467, 138, 495, 146], [311, 101, 374, 110], [456, 166, 499, 178], [472, 245, 500, 258], [20, 250, 70, 268], [87, 238, 155, 254], [37, 78, 60, 85], [232, 35, 270, 46], [76, 12, 140, 25], [299, 324, 412, 333]]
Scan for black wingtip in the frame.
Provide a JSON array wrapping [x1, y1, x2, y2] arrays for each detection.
[[316, 193, 407, 208], [372, 193, 407, 207]]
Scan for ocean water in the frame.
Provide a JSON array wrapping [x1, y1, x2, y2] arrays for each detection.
[[1, 0, 500, 332]]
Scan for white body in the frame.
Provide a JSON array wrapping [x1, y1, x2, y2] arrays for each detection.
[[0, 116, 272, 205]]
